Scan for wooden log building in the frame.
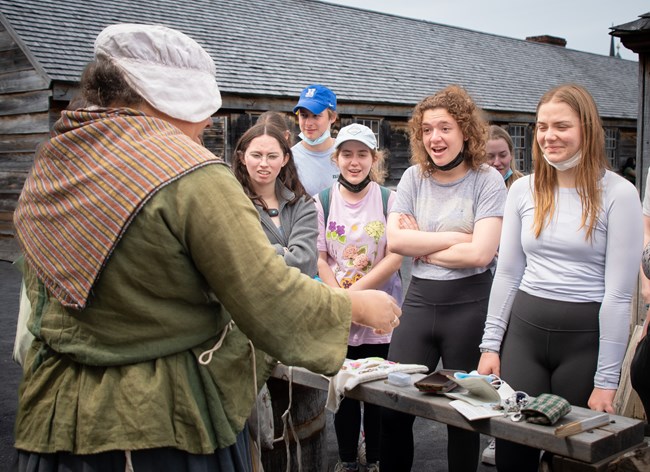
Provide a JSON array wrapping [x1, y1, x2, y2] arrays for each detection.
[[0, 0, 642, 251]]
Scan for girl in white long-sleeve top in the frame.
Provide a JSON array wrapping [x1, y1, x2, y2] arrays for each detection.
[[478, 83, 643, 472]]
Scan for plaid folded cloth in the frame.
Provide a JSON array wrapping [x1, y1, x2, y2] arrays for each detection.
[[522, 393, 571, 425]]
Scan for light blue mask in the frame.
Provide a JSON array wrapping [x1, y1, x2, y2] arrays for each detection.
[[299, 129, 331, 146], [503, 168, 513, 181]]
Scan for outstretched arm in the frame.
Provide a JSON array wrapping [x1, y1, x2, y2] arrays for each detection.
[[590, 180, 643, 410]]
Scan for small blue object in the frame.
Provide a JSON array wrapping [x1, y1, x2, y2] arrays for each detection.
[[387, 372, 412, 387], [454, 370, 495, 382]]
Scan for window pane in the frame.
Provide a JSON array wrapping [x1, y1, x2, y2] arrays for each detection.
[[203, 116, 228, 162], [353, 118, 381, 147], [604, 128, 617, 168], [508, 124, 527, 173]]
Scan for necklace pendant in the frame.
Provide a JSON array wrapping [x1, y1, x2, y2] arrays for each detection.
[[266, 208, 279, 217]]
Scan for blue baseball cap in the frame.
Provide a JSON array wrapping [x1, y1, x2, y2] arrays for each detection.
[[293, 84, 337, 114]]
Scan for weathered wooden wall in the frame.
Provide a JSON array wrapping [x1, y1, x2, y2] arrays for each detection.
[[380, 120, 410, 188], [0, 24, 50, 245], [620, 130, 638, 168]]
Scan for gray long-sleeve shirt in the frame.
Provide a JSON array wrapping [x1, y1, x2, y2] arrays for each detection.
[[255, 182, 319, 277], [481, 171, 643, 389]]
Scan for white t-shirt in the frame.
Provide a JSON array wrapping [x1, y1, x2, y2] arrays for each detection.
[[292, 141, 339, 196]]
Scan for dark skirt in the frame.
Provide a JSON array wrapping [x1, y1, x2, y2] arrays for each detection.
[[15, 426, 253, 472]]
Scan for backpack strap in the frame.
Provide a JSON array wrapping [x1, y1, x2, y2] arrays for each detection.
[[379, 185, 391, 219], [318, 186, 331, 225]]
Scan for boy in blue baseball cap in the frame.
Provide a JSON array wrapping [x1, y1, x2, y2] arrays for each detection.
[[292, 84, 340, 196]]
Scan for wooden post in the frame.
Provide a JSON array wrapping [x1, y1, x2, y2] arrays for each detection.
[[614, 325, 648, 420], [262, 377, 328, 472], [611, 16, 650, 329]]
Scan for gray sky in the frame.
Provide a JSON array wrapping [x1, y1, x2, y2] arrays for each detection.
[[321, 0, 644, 61]]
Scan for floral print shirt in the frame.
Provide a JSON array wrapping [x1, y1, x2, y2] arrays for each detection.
[[316, 182, 402, 346]]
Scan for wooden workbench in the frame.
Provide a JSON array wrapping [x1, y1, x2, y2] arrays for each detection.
[[271, 364, 647, 469]]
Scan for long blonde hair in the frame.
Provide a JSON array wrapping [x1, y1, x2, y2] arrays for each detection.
[[532, 84, 608, 240]]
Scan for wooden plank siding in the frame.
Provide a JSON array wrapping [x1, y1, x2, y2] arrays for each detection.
[[379, 120, 410, 188], [0, 112, 50, 134], [0, 89, 51, 116], [0, 24, 51, 240], [0, 151, 36, 172], [0, 69, 49, 95], [0, 46, 33, 72], [0, 132, 48, 153]]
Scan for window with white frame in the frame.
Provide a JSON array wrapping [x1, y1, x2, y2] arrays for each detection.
[[353, 118, 381, 148], [604, 128, 617, 168], [508, 124, 528, 173]]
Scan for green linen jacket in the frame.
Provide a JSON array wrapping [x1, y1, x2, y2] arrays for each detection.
[[15, 164, 351, 454]]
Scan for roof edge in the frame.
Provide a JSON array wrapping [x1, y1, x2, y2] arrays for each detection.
[[0, 12, 52, 85]]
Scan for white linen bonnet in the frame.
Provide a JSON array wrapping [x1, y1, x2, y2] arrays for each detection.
[[94, 23, 222, 123]]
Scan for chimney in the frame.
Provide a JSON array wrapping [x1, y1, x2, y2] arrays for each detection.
[[525, 35, 567, 47]]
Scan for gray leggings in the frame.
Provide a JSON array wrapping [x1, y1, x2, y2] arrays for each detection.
[[495, 290, 600, 472]]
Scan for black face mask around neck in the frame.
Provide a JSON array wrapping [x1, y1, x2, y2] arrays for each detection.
[[431, 147, 465, 172], [337, 174, 372, 193]]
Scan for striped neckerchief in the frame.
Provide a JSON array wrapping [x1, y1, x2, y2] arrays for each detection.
[[14, 108, 222, 309]]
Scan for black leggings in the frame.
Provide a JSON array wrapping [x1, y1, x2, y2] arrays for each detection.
[[495, 290, 600, 472], [334, 343, 390, 464], [380, 272, 492, 472]]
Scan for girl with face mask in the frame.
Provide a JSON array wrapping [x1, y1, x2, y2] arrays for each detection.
[[478, 84, 643, 471], [486, 125, 524, 190], [380, 85, 506, 472], [233, 122, 318, 277], [315, 124, 403, 472]]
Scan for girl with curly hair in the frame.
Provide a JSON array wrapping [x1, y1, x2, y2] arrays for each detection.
[[381, 85, 506, 471]]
